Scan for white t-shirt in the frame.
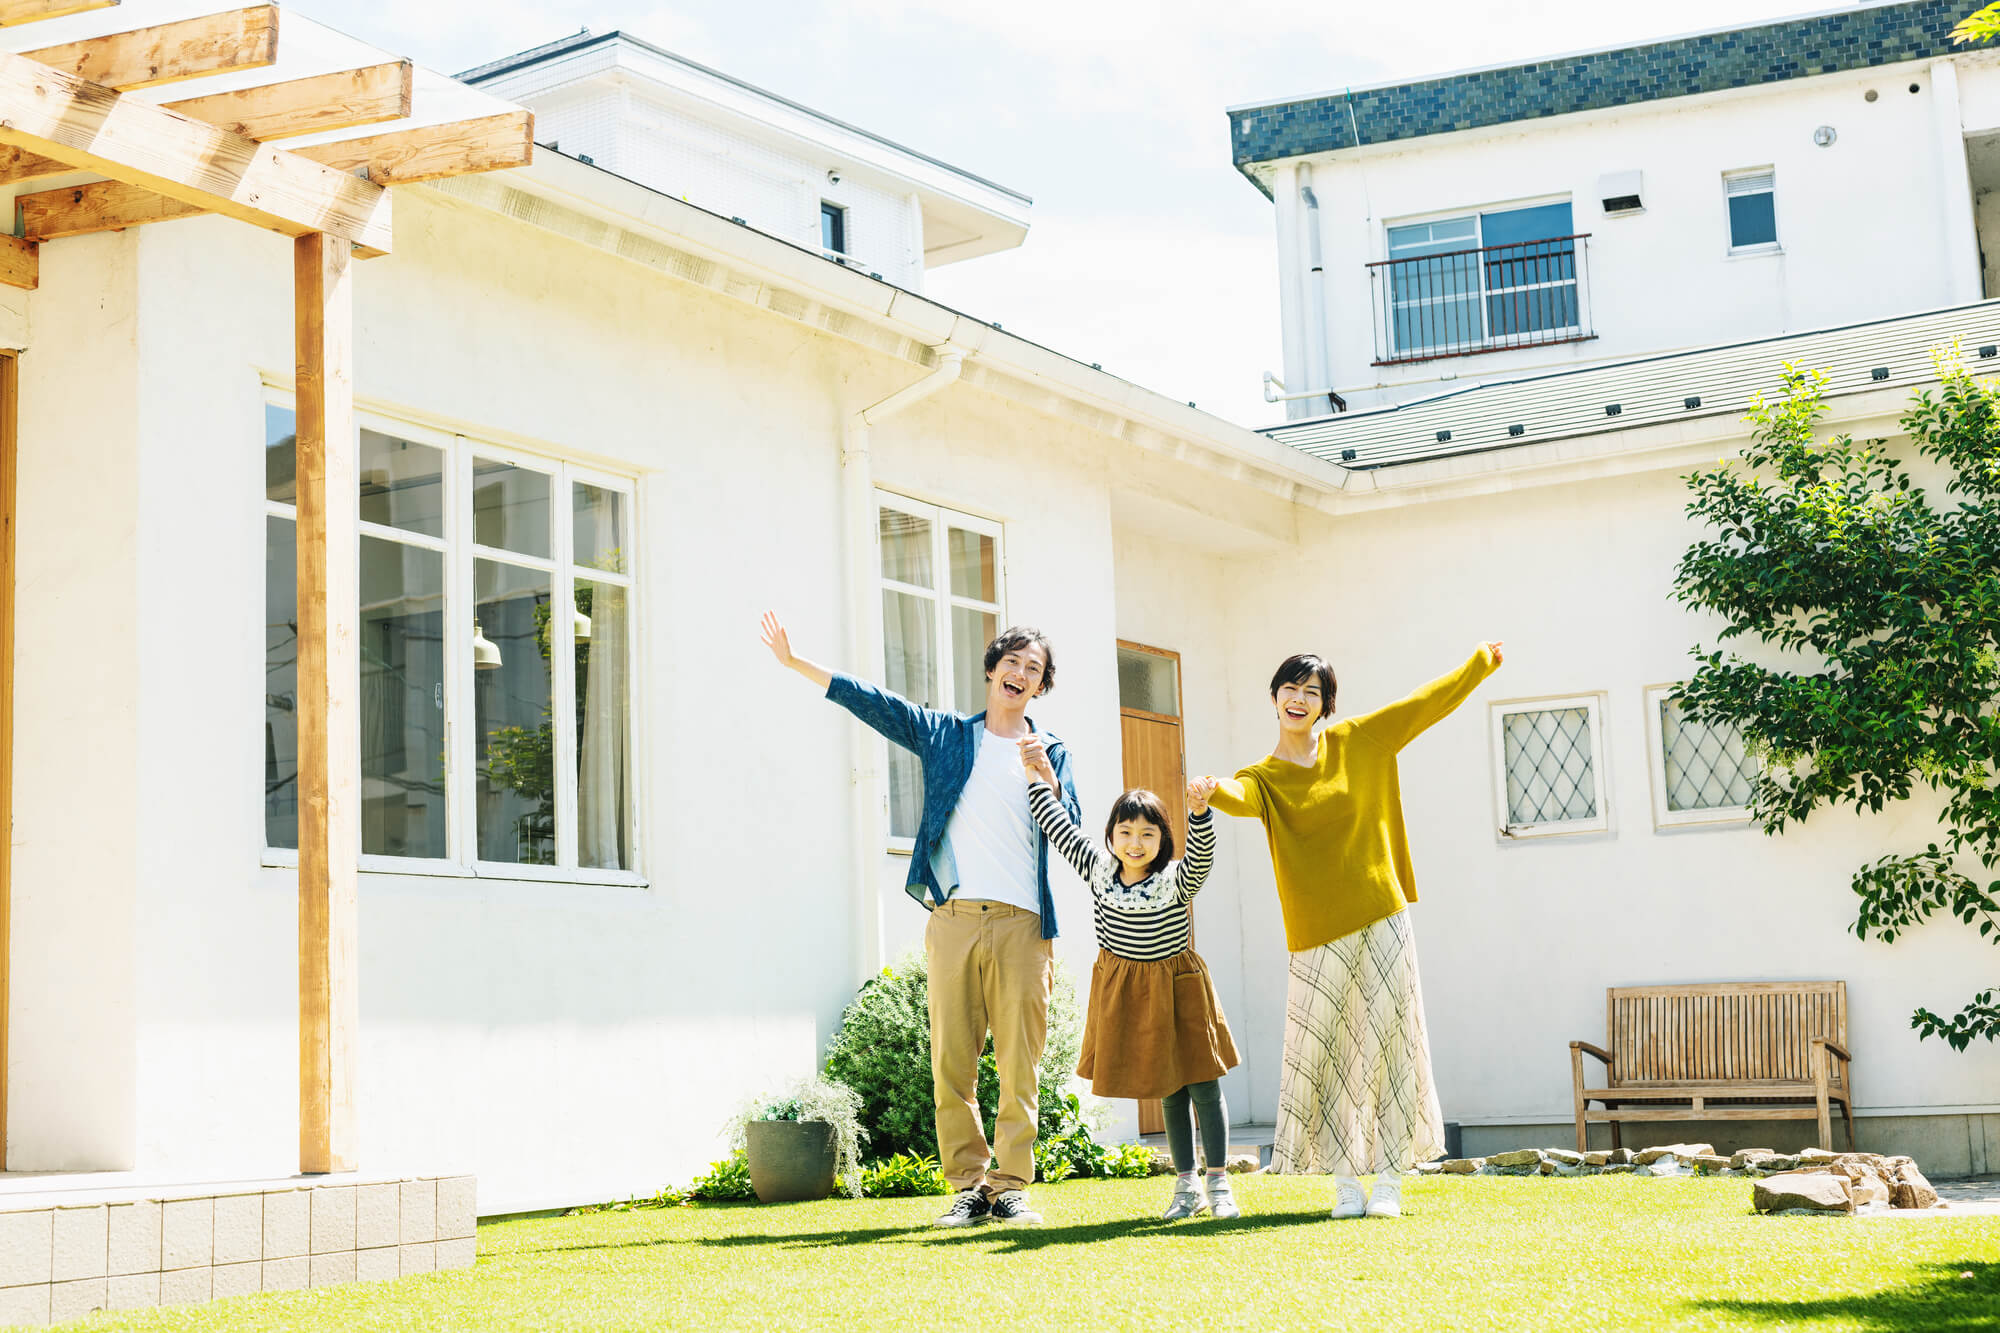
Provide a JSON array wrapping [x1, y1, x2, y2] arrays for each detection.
[[943, 729, 1042, 916]]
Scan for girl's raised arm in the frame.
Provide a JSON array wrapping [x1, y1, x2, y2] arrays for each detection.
[[1026, 781, 1103, 886], [1173, 777, 1217, 902]]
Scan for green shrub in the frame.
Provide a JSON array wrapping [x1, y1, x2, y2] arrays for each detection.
[[687, 1150, 755, 1202], [822, 948, 1084, 1162], [1101, 1143, 1158, 1179], [854, 1152, 951, 1198], [1036, 1092, 1112, 1180]]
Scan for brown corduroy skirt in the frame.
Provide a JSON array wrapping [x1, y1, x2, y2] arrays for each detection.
[[1077, 948, 1240, 1100]]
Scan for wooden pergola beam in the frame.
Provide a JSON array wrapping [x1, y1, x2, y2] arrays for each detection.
[[23, 5, 276, 92], [0, 60, 414, 185], [19, 111, 532, 241], [0, 47, 392, 253], [0, 0, 117, 25], [0, 236, 35, 290], [293, 231, 359, 1176]]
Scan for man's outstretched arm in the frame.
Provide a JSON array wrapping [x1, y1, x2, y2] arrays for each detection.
[[761, 610, 935, 754]]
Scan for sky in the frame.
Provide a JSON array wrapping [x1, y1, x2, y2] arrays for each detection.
[[292, 0, 1827, 427]]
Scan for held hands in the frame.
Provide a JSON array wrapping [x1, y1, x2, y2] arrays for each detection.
[[1018, 735, 1058, 787], [1484, 640, 1505, 667], [1187, 775, 1218, 816]]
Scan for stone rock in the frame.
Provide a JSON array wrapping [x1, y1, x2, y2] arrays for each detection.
[[1755, 1172, 1853, 1214], [1691, 1154, 1734, 1173], [1731, 1150, 1778, 1170], [1606, 1148, 1634, 1165], [1798, 1148, 1840, 1164], [1543, 1149, 1585, 1166], [1759, 1154, 1802, 1172], [1645, 1158, 1688, 1177], [1848, 1172, 1891, 1211], [1889, 1164, 1939, 1210], [1635, 1143, 1713, 1165], [1414, 1160, 1444, 1175], [1488, 1149, 1544, 1169], [1441, 1158, 1484, 1175], [1225, 1155, 1260, 1175], [1582, 1152, 1610, 1167], [1599, 1163, 1636, 1174]]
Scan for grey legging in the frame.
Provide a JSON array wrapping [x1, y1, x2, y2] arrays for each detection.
[[1162, 1079, 1228, 1174]]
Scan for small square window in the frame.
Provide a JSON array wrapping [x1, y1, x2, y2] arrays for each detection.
[[1490, 694, 1611, 838], [1725, 170, 1778, 251], [821, 201, 847, 255], [1645, 684, 1757, 829]]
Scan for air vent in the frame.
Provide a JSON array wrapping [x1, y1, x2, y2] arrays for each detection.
[[1598, 169, 1644, 216], [1605, 403, 1622, 416], [1684, 396, 1702, 409], [1436, 430, 1452, 443], [1870, 367, 1890, 381], [1507, 424, 1525, 437], [1340, 448, 1357, 462]]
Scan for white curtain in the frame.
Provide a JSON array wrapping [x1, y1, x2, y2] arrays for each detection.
[[881, 589, 935, 838], [578, 581, 629, 869]]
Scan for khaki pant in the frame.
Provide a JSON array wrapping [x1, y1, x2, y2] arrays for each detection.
[[925, 899, 1052, 1195]]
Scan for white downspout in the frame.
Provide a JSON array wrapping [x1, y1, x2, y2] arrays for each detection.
[[841, 345, 966, 982], [1297, 165, 1335, 415], [1931, 60, 1983, 305]]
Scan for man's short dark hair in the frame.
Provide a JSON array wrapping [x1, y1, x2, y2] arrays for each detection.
[[1270, 653, 1338, 720], [985, 626, 1056, 695], [1103, 788, 1176, 877]]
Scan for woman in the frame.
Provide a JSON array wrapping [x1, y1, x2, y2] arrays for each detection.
[[1203, 640, 1502, 1220]]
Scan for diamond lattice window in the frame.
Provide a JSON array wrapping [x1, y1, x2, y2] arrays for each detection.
[[1500, 705, 1602, 828]]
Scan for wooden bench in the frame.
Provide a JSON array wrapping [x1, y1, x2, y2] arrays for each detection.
[[1569, 981, 1854, 1153]]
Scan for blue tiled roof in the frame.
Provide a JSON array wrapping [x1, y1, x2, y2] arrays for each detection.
[[1230, 1, 1962, 194]]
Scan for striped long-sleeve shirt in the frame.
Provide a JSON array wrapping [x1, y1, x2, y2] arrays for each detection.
[[1027, 782, 1213, 961]]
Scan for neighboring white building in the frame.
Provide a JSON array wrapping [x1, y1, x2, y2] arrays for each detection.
[[1232, 0, 1998, 415], [3, 1, 1997, 1267], [459, 30, 1031, 291]]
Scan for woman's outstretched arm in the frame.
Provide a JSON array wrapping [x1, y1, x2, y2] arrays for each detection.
[[1348, 641, 1505, 753], [1203, 775, 1261, 819]]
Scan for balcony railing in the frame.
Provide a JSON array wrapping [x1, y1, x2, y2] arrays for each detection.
[[1368, 233, 1595, 367]]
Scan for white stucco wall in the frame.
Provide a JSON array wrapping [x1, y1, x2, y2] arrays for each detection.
[[1272, 55, 1995, 411]]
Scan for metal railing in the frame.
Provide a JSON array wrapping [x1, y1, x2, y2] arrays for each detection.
[[1368, 233, 1594, 367]]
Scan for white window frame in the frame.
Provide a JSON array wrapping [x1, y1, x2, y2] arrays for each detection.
[[1489, 692, 1612, 840], [1382, 195, 1582, 357], [874, 490, 1005, 854], [262, 392, 645, 886], [1723, 168, 1780, 256], [1644, 683, 1754, 831]]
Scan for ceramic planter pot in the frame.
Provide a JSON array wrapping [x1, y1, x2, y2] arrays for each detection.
[[746, 1119, 837, 1202]]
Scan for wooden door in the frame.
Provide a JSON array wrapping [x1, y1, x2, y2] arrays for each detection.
[[1116, 641, 1184, 1138]]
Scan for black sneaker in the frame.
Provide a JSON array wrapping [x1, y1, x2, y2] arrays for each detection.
[[933, 1189, 991, 1228], [989, 1189, 1042, 1225]]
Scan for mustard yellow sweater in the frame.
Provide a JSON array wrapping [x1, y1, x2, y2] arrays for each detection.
[[1210, 645, 1499, 952]]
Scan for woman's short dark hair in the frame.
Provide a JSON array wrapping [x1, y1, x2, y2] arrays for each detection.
[[1103, 789, 1176, 877], [1270, 653, 1338, 720], [985, 626, 1056, 695]]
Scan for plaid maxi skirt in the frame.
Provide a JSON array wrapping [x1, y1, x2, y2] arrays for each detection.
[[1270, 908, 1446, 1177]]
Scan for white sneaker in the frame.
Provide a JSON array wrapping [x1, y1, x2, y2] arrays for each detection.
[[1366, 1174, 1403, 1219], [1161, 1174, 1207, 1221], [1207, 1175, 1240, 1220], [1331, 1176, 1367, 1219]]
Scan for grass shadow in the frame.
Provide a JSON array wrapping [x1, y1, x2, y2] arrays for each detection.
[[672, 1208, 1336, 1255], [1685, 1260, 2000, 1330]]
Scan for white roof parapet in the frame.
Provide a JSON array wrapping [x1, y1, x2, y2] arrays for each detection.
[[422, 150, 1348, 513], [1266, 301, 2000, 471]]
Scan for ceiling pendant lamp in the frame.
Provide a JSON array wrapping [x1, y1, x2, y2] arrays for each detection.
[[473, 620, 503, 671]]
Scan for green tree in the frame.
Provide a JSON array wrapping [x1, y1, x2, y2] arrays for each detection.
[[1671, 354, 2000, 1049], [1953, 3, 2000, 46]]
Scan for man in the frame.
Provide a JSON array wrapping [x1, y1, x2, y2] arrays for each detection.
[[760, 611, 1079, 1226]]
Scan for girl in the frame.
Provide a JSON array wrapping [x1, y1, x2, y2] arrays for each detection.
[[1203, 641, 1503, 1221], [1020, 736, 1241, 1220]]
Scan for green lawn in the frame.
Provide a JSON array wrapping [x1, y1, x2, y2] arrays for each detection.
[[66, 1175, 2000, 1332]]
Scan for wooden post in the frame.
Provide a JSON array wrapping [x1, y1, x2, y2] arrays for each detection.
[[0, 353, 15, 1172], [294, 233, 358, 1174]]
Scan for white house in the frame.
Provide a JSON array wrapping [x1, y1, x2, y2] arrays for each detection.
[[1223, 0, 2000, 1167], [2, 1, 1998, 1319], [1235, 0, 2000, 416]]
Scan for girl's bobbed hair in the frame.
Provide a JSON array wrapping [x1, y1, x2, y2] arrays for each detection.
[[1103, 789, 1176, 877]]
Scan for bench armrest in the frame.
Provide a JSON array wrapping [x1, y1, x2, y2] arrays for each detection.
[[1570, 1040, 1613, 1065], [1812, 1037, 1852, 1064]]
